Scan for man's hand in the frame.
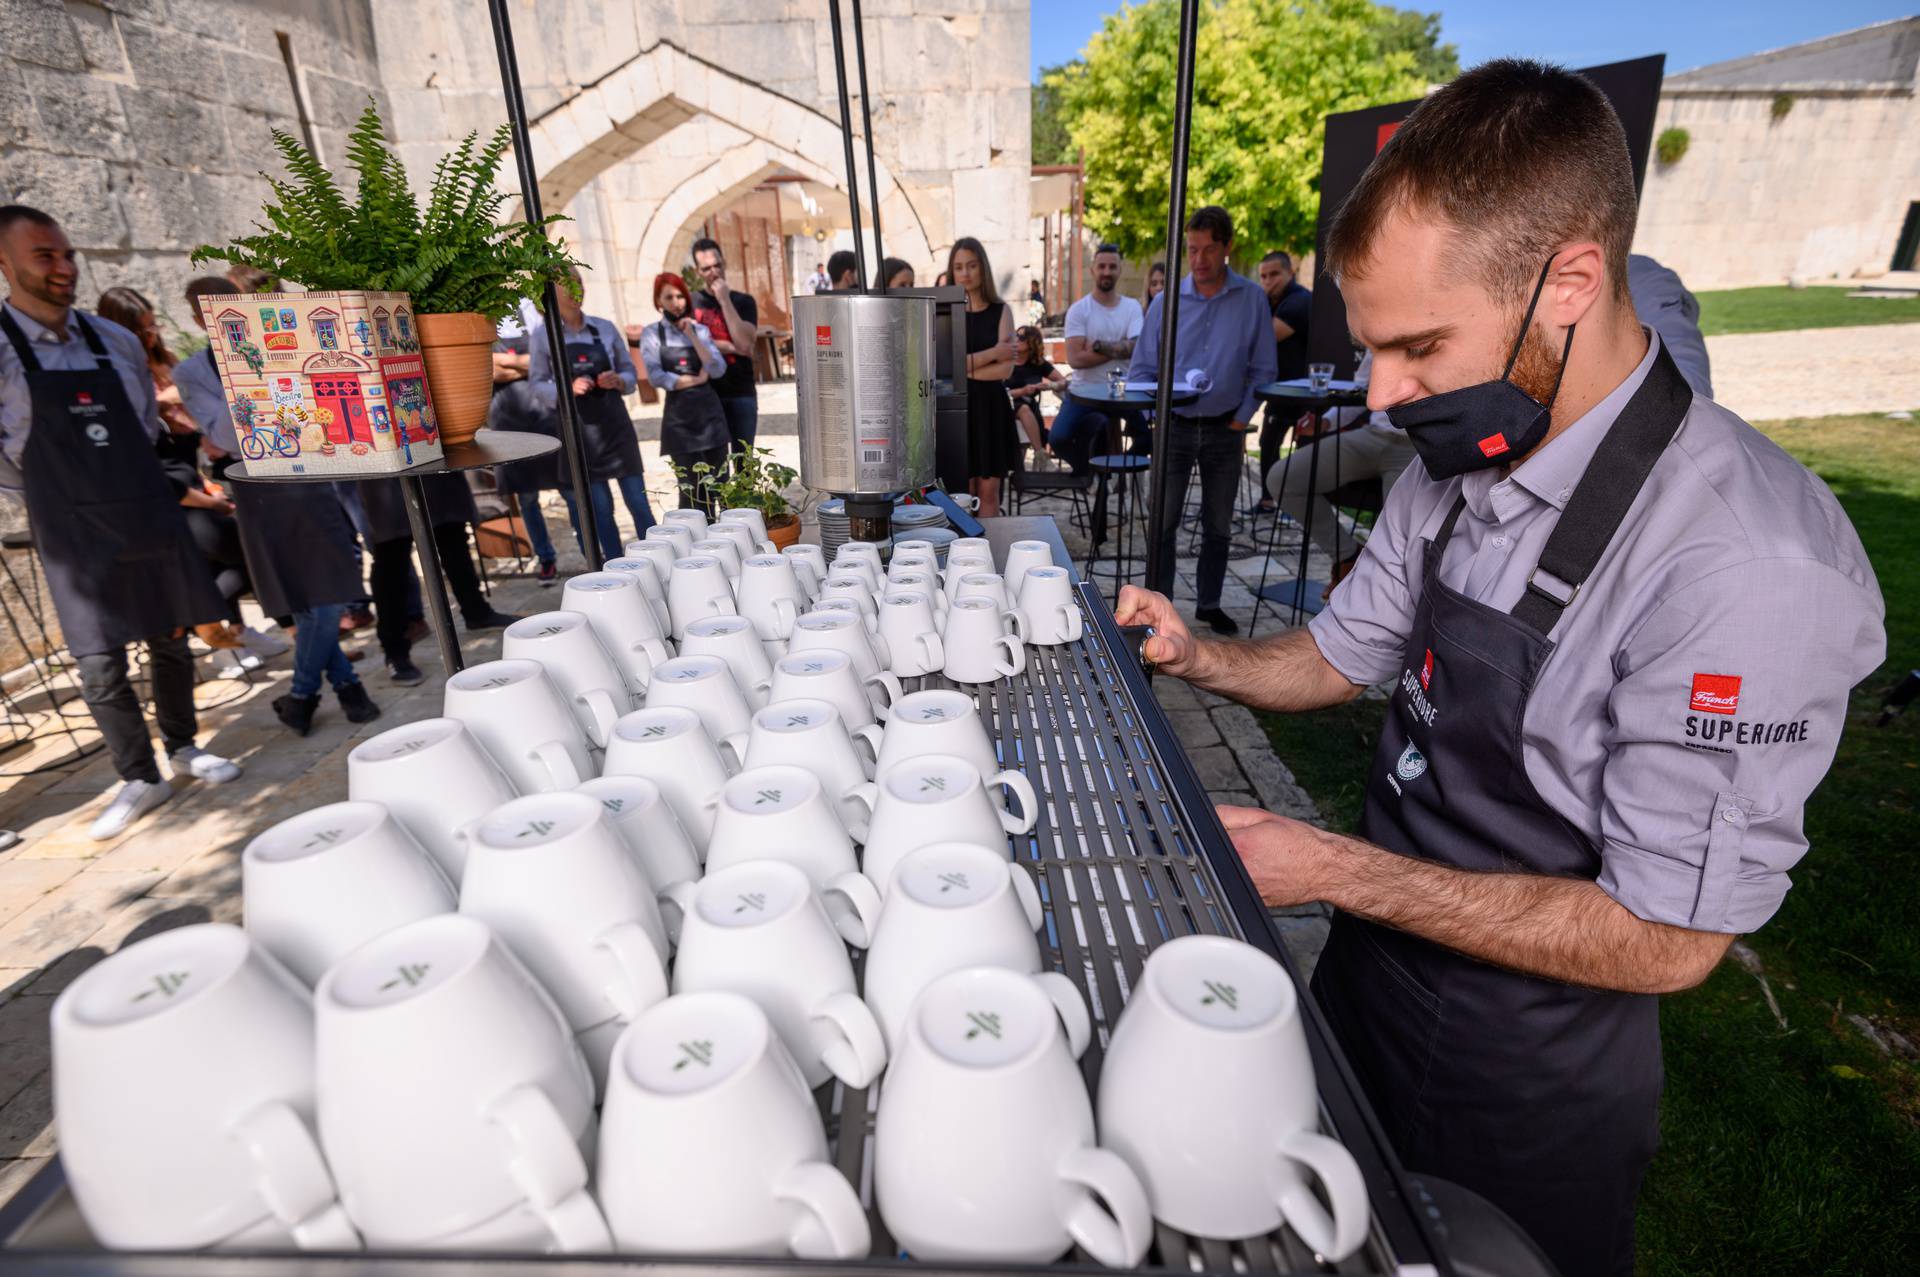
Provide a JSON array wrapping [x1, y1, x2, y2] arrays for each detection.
[[1113, 585, 1200, 676], [594, 370, 622, 391], [1218, 806, 1333, 907], [571, 375, 594, 397]]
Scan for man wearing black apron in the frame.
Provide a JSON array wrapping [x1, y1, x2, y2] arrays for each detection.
[[635, 272, 731, 517], [0, 208, 245, 839], [1115, 63, 1884, 1277]]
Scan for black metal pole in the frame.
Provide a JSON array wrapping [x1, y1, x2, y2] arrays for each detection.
[[850, 0, 885, 291], [486, 0, 604, 568], [1143, 0, 1201, 595], [824, 0, 868, 293], [402, 475, 466, 674]]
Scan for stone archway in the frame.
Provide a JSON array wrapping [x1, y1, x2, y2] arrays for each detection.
[[520, 42, 932, 272]]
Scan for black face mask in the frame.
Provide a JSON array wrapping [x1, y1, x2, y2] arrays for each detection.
[[1385, 259, 1574, 479]]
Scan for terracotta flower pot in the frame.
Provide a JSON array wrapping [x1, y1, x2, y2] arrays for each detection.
[[767, 513, 802, 550], [417, 311, 495, 447]]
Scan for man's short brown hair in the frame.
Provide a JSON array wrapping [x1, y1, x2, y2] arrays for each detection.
[[1327, 59, 1637, 305]]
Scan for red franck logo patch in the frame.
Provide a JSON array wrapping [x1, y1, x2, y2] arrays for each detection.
[[1420, 648, 1433, 690], [814, 325, 832, 347], [1477, 433, 1509, 458], [1690, 673, 1741, 715]]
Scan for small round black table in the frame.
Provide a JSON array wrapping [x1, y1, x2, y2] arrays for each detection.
[[1250, 381, 1370, 632], [1062, 384, 1197, 588], [227, 430, 561, 676]]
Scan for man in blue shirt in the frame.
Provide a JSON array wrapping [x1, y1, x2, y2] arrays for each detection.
[[1129, 206, 1276, 633]]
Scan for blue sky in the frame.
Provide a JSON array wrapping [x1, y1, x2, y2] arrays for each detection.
[[1031, 1, 1917, 78]]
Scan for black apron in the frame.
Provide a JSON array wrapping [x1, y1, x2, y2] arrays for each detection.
[[191, 348, 363, 616], [1312, 345, 1694, 1277], [561, 324, 644, 481], [2, 310, 223, 657], [654, 321, 728, 457], [353, 471, 478, 546], [488, 335, 563, 493]]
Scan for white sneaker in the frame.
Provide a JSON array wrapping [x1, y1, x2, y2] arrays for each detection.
[[168, 746, 243, 785], [239, 626, 291, 658], [89, 779, 173, 841], [210, 649, 248, 679]]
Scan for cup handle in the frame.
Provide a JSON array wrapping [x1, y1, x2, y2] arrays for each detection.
[[757, 539, 778, 556], [1003, 609, 1028, 641], [823, 868, 883, 948], [626, 638, 671, 690], [775, 1160, 872, 1260], [849, 723, 885, 769], [577, 688, 621, 748], [1007, 863, 1044, 931], [919, 631, 945, 669], [864, 670, 903, 717], [837, 781, 877, 844], [717, 732, 749, 773], [658, 879, 698, 945], [592, 920, 669, 1019], [810, 990, 888, 1088], [710, 592, 738, 616], [772, 595, 798, 638], [1033, 970, 1092, 1058], [867, 631, 892, 669], [994, 634, 1026, 677], [991, 768, 1039, 835], [1057, 603, 1084, 643], [1056, 1145, 1154, 1268], [485, 1086, 611, 1252], [1273, 1128, 1370, 1261], [227, 1100, 361, 1249], [530, 739, 582, 791]]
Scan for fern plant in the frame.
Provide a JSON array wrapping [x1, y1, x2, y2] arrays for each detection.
[[193, 101, 582, 322]]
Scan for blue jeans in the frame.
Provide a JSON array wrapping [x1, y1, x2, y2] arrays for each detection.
[[1047, 397, 1145, 471], [519, 497, 558, 566], [289, 604, 360, 698], [1151, 418, 1244, 608], [719, 394, 758, 455], [557, 475, 657, 562]]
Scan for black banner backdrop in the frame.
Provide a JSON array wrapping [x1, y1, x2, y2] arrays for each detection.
[[1308, 54, 1667, 373]]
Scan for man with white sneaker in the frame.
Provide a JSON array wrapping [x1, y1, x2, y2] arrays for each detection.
[[0, 207, 243, 838]]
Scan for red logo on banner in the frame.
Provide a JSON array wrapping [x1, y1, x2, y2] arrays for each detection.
[[1690, 673, 1741, 715], [1420, 648, 1433, 690], [76, 392, 92, 405], [1375, 121, 1402, 153], [814, 325, 832, 347], [1477, 433, 1510, 458]]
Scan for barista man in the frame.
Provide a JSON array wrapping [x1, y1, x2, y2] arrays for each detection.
[[0, 207, 244, 839], [1115, 62, 1885, 1277]]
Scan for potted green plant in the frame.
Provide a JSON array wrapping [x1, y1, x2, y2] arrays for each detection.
[[689, 447, 805, 548], [194, 101, 582, 445]]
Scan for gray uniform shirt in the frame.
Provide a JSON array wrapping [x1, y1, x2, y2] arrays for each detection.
[[173, 346, 236, 455], [0, 302, 160, 490], [1309, 332, 1885, 934]]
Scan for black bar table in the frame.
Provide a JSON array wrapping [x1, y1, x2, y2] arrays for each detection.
[[1249, 380, 1368, 632], [225, 430, 560, 677], [1063, 384, 1196, 588]]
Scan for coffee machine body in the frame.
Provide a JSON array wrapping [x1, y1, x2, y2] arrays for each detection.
[[793, 292, 938, 499]]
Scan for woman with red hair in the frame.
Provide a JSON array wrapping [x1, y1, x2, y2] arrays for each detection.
[[635, 272, 730, 514]]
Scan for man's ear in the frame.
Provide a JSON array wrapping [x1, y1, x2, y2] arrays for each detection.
[[1546, 242, 1607, 329]]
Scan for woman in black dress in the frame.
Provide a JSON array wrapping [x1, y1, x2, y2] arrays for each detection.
[[948, 237, 1018, 517], [1005, 324, 1065, 456]]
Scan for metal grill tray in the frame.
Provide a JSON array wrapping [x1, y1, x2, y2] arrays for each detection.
[[0, 577, 1446, 1277]]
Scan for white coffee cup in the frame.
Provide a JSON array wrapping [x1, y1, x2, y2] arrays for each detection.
[[1016, 566, 1084, 646], [876, 591, 945, 678], [833, 541, 882, 571], [827, 557, 882, 597], [740, 701, 882, 838], [875, 966, 1151, 1266], [891, 538, 937, 557], [681, 614, 776, 708], [1002, 538, 1054, 599], [575, 774, 702, 892], [704, 764, 872, 904], [706, 520, 761, 565], [885, 571, 948, 619], [876, 688, 1002, 786], [862, 844, 1043, 1052], [646, 653, 756, 749], [243, 801, 455, 987], [718, 507, 773, 548], [736, 554, 808, 643], [348, 718, 518, 883], [941, 596, 1026, 684], [857, 753, 1036, 891], [52, 924, 360, 1251], [781, 544, 827, 598], [887, 552, 939, 581], [691, 536, 744, 579], [818, 573, 880, 627], [461, 793, 672, 1091], [947, 536, 993, 563], [788, 609, 891, 695], [1097, 934, 1370, 1256], [662, 860, 885, 1089], [503, 610, 633, 746], [597, 993, 869, 1259], [314, 915, 608, 1251], [600, 556, 673, 635], [663, 507, 709, 539], [600, 706, 735, 849], [665, 555, 738, 639], [443, 659, 595, 795], [767, 647, 899, 730], [644, 521, 695, 559], [809, 593, 880, 636], [955, 570, 1015, 613], [561, 573, 674, 694]]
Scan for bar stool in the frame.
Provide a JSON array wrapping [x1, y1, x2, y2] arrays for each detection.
[[1085, 453, 1151, 591]]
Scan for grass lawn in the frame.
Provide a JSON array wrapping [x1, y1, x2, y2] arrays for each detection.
[[1695, 285, 1920, 337], [1259, 411, 1920, 1275]]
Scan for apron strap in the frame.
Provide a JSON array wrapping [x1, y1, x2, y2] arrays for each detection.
[[1432, 493, 1470, 555], [0, 308, 41, 372], [1510, 343, 1693, 634], [71, 313, 113, 365]]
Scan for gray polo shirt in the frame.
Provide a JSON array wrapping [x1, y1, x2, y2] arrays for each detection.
[[1309, 331, 1885, 935]]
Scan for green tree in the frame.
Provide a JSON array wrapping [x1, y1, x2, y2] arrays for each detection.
[[1047, 0, 1440, 264], [1031, 59, 1081, 166], [1372, 7, 1459, 83]]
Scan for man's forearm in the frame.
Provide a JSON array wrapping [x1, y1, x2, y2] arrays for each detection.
[[718, 293, 756, 348], [1181, 627, 1362, 713]]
